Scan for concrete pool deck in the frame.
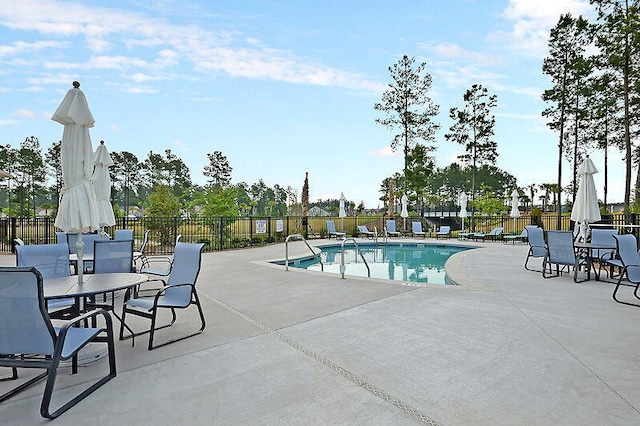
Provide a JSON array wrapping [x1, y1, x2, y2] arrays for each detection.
[[2, 237, 640, 425]]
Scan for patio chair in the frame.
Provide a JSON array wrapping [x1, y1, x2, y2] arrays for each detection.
[[524, 226, 547, 271], [590, 228, 618, 279], [119, 242, 206, 350], [435, 225, 451, 239], [385, 219, 401, 237], [16, 243, 75, 318], [325, 220, 346, 239], [0, 267, 116, 419], [412, 221, 426, 238], [503, 228, 528, 244], [113, 229, 134, 241], [357, 225, 377, 239], [610, 234, 640, 307], [67, 233, 108, 274], [471, 227, 504, 242], [542, 231, 582, 279], [93, 240, 135, 274]]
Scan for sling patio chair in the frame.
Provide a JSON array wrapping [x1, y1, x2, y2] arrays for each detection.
[[609, 234, 640, 307], [470, 227, 504, 242], [524, 226, 547, 272], [325, 220, 346, 239], [119, 242, 206, 350], [589, 228, 618, 279], [113, 229, 134, 241], [357, 225, 377, 239], [16, 242, 76, 318], [385, 219, 401, 237], [0, 267, 116, 419], [542, 230, 584, 280], [412, 221, 426, 238], [503, 228, 528, 244], [435, 225, 451, 239]]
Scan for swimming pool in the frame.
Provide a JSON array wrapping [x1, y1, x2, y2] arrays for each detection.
[[285, 243, 471, 285]]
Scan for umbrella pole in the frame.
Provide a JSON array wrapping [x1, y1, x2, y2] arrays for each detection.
[[76, 233, 84, 284]]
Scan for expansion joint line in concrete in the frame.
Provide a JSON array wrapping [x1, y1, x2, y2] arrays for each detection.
[[204, 294, 441, 426], [496, 292, 640, 416]]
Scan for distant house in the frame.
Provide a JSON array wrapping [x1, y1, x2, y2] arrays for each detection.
[[308, 206, 331, 217]]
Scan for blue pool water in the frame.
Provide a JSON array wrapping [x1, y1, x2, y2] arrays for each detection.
[[286, 243, 470, 285]]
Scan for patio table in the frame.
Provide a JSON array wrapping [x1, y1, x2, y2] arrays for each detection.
[[573, 242, 616, 282]]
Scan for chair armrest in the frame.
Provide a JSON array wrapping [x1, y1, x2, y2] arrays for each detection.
[[54, 309, 113, 358]]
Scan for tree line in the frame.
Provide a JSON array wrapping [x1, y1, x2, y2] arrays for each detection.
[[375, 1, 640, 219]]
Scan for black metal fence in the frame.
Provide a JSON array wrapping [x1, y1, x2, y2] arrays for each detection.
[[3, 213, 640, 254]]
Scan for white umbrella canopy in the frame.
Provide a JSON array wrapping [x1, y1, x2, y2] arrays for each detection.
[[571, 156, 601, 242], [93, 140, 116, 231], [339, 192, 346, 218], [459, 192, 468, 230], [400, 194, 409, 218], [53, 81, 100, 283], [510, 189, 521, 218]]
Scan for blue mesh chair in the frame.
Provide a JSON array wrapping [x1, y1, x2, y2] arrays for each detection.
[[67, 233, 108, 274], [113, 229, 134, 241], [119, 242, 206, 350], [611, 234, 640, 307], [357, 225, 377, 239], [590, 228, 618, 279], [436, 225, 451, 239], [325, 220, 346, 239], [542, 231, 581, 279], [524, 226, 547, 271], [412, 221, 426, 238], [16, 243, 75, 317], [385, 219, 401, 237], [93, 240, 134, 274], [55, 231, 66, 245], [0, 267, 116, 419]]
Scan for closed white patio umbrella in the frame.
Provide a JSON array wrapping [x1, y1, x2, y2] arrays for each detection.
[[53, 81, 100, 283], [93, 140, 116, 235], [571, 155, 601, 242], [459, 192, 468, 231], [510, 189, 520, 231], [400, 193, 409, 230], [339, 192, 346, 231]]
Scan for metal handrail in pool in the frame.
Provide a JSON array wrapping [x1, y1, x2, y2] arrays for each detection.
[[284, 234, 323, 271], [340, 238, 370, 279]]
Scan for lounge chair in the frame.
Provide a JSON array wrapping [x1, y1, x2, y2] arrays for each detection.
[[412, 221, 426, 238], [471, 227, 504, 242], [385, 219, 401, 237], [0, 267, 116, 419], [325, 220, 346, 239], [542, 231, 583, 280], [610, 234, 640, 307], [524, 226, 547, 271], [503, 228, 528, 244], [357, 225, 377, 239], [435, 226, 451, 239]]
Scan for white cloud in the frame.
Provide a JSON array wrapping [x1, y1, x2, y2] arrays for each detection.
[[0, 118, 20, 126], [14, 109, 36, 119], [370, 146, 401, 157], [424, 42, 504, 66], [0, 0, 380, 94], [495, 0, 594, 56]]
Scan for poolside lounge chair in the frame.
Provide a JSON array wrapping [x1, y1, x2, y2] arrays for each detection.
[[542, 231, 583, 280], [503, 228, 528, 244], [357, 225, 377, 239], [412, 221, 426, 238], [609, 234, 640, 306], [0, 267, 116, 419], [471, 227, 504, 242], [435, 226, 451, 239], [524, 226, 547, 271], [325, 220, 346, 239], [385, 220, 401, 237]]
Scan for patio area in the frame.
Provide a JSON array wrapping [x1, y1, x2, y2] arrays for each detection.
[[2, 238, 640, 425]]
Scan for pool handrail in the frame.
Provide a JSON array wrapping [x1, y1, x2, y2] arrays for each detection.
[[284, 234, 323, 271], [340, 238, 371, 279]]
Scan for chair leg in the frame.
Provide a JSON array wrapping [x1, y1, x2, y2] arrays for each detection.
[[41, 323, 117, 419]]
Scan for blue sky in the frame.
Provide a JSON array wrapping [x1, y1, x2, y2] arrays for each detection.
[[1, 0, 614, 209]]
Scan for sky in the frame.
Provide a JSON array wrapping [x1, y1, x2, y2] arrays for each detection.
[[0, 0, 619, 210]]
